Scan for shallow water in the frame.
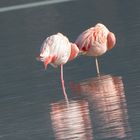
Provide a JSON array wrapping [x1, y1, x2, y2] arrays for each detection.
[[0, 0, 140, 139]]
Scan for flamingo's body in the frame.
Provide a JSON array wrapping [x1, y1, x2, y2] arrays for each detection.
[[39, 33, 79, 68], [75, 23, 116, 74], [75, 23, 116, 56]]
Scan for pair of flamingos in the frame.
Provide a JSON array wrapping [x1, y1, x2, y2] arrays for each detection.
[[37, 23, 116, 99]]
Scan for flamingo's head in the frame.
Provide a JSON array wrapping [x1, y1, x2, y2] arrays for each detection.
[[68, 43, 79, 61], [107, 32, 116, 50]]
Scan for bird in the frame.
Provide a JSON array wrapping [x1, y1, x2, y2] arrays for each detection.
[[75, 23, 116, 75], [37, 33, 79, 101]]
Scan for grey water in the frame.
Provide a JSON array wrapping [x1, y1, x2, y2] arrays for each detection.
[[0, 0, 140, 139]]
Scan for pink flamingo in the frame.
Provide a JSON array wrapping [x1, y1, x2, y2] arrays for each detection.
[[37, 33, 79, 101], [75, 23, 116, 75]]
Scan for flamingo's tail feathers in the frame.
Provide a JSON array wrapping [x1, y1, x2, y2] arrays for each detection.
[[68, 43, 79, 61], [107, 32, 116, 50]]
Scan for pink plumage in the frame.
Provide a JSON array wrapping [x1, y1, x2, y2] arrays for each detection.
[[75, 23, 116, 57], [38, 32, 79, 69]]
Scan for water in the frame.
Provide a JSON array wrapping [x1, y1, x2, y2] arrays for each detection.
[[0, 0, 140, 139]]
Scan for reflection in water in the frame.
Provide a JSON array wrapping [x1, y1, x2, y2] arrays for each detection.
[[50, 100, 93, 140], [71, 75, 132, 140], [50, 75, 132, 140]]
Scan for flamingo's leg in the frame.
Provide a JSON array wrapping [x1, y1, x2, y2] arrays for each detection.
[[95, 57, 100, 76], [60, 65, 69, 104]]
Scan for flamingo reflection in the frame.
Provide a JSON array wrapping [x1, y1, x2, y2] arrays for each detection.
[[50, 100, 93, 140], [71, 75, 132, 140]]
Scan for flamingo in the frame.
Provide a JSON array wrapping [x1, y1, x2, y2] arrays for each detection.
[[75, 23, 116, 75], [37, 33, 79, 101]]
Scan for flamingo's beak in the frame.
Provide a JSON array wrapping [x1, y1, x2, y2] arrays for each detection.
[[107, 32, 116, 50]]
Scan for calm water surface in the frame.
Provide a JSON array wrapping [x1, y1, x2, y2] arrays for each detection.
[[0, 0, 140, 139]]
